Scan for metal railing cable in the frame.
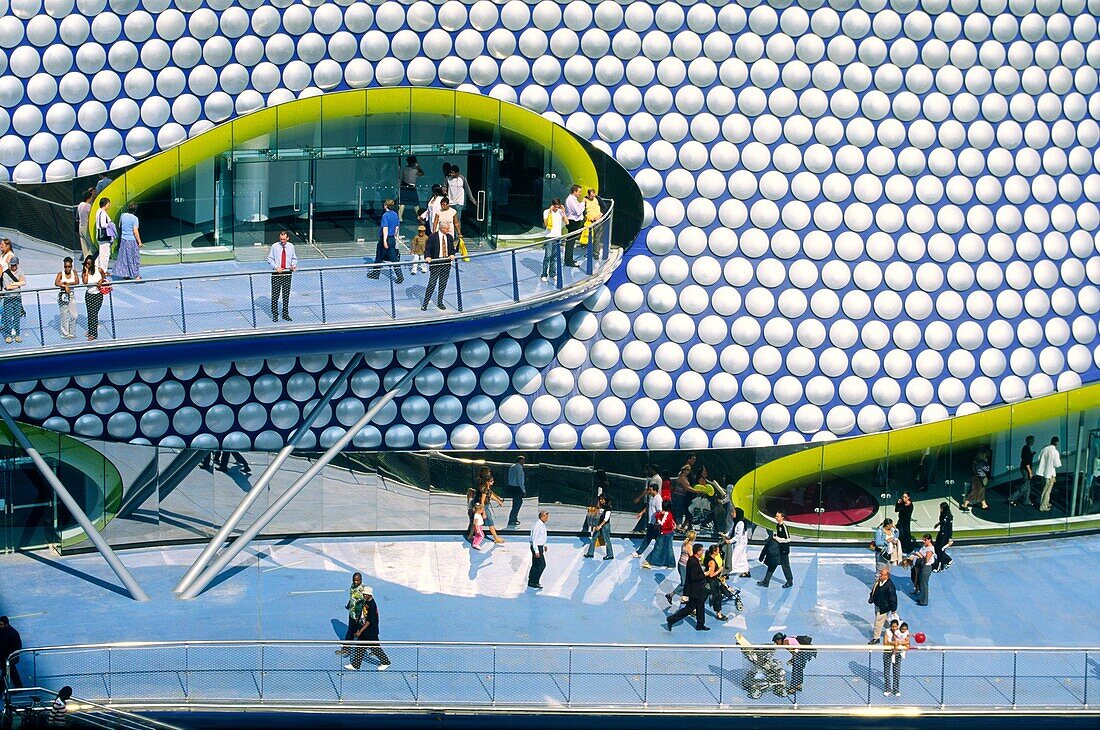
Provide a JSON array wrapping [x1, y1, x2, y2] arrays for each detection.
[[8, 640, 1097, 713], [0, 200, 617, 357]]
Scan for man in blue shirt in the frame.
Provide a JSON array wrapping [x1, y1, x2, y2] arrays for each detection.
[[369, 199, 404, 283], [507, 455, 526, 527]]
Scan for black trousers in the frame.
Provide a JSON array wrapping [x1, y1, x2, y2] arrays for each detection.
[[85, 291, 102, 339], [370, 234, 404, 282], [270, 272, 292, 319], [564, 220, 583, 265], [1, 662, 21, 690], [422, 260, 451, 308], [528, 546, 546, 587], [507, 488, 524, 525], [636, 523, 659, 554], [667, 593, 706, 629], [761, 552, 793, 586]]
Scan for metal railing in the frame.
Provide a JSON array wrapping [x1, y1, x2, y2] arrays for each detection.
[[8, 640, 1097, 713], [3, 687, 182, 730], [0, 201, 616, 357]]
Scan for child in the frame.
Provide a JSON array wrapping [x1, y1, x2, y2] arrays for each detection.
[[49, 686, 72, 726], [896, 621, 911, 660], [411, 225, 428, 274], [471, 503, 486, 549]]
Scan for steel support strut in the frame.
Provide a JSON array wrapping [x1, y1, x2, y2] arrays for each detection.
[[173, 352, 367, 595], [0, 402, 150, 601], [179, 346, 440, 600]]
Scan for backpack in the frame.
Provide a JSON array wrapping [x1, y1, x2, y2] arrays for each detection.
[[795, 635, 817, 661]]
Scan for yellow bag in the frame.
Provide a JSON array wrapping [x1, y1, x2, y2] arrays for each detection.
[[457, 237, 470, 262], [579, 224, 590, 245]]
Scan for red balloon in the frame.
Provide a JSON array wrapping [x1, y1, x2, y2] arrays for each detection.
[[914, 632, 927, 644]]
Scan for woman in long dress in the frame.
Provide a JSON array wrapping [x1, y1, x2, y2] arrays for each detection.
[[725, 507, 752, 577], [114, 203, 143, 280]]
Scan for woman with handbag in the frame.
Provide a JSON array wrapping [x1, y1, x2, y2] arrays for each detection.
[[54, 256, 79, 339], [1, 257, 26, 343], [95, 197, 115, 274], [82, 254, 108, 341], [114, 203, 143, 280]]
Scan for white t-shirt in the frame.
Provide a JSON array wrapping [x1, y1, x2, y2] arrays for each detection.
[[473, 513, 484, 529], [401, 165, 419, 186], [1036, 444, 1062, 478], [436, 207, 457, 235], [543, 208, 566, 237], [446, 175, 467, 206], [646, 492, 663, 522]]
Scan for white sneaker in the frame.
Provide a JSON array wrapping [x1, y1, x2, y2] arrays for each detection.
[[884, 690, 892, 696], [631, 552, 641, 558], [344, 664, 358, 671], [540, 276, 548, 282], [378, 663, 390, 670]]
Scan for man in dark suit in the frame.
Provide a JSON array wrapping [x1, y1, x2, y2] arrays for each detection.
[[0, 616, 22, 690], [867, 566, 898, 644], [665, 543, 709, 631], [757, 511, 794, 588], [420, 228, 454, 311]]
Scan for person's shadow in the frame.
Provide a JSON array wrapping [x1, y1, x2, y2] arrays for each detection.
[[468, 544, 494, 580], [849, 659, 884, 691], [331, 618, 347, 639]]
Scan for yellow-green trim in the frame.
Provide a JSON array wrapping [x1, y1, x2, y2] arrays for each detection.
[[91, 88, 601, 241], [734, 382, 1100, 539]]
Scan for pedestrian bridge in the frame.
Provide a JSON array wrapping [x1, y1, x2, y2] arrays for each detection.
[[0, 211, 621, 380]]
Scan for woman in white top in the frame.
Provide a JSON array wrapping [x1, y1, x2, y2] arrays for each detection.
[[95, 198, 115, 273], [421, 185, 444, 233], [433, 197, 460, 240], [882, 619, 910, 696], [82, 254, 107, 341], [54, 256, 80, 339]]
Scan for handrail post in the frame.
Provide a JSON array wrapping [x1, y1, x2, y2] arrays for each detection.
[[1085, 650, 1090, 709], [510, 249, 519, 303], [259, 643, 265, 701], [184, 644, 189, 700], [567, 646, 572, 707], [178, 280, 186, 334], [35, 290, 43, 344], [107, 647, 112, 700], [319, 270, 327, 324], [939, 650, 946, 709], [556, 240, 563, 289], [642, 647, 648, 707], [586, 227, 594, 276], [454, 259, 463, 312], [718, 647, 723, 707], [389, 270, 396, 319], [603, 206, 611, 260], [249, 274, 256, 328], [867, 649, 872, 706], [107, 286, 117, 339], [491, 644, 497, 705], [415, 644, 420, 705], [1011, 650, 1017, 709]]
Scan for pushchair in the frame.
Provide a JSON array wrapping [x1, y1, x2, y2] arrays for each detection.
[[735, 633, 788, 699]]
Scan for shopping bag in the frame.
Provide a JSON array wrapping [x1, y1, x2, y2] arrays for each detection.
[[457, 237, 470, 262]]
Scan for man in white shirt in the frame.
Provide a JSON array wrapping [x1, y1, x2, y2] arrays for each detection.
[[1036, 436, 1063, 511], [506, 456, 526, 527], [267, 230, 297, 322], [563, 184, 585, 267], [445, 165, 474, 230], [541, 199, 566, 282], [631, 485, 663, 559], [528, 510, 549, 590]]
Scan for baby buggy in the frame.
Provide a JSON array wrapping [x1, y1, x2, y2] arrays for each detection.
[[735, 633, 787, 699]]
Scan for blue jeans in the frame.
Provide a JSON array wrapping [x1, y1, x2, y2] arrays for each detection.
[[541, 239, 558, 278], [2, 296, 22, 336], [585, 524, 613, 558]]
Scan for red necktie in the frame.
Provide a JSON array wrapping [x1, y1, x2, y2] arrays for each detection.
[[280, 246, 286, 269]]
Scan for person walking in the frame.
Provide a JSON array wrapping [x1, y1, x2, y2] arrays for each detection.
[[1007, 435, 1037, 508], [421, 226, 454, 311], [541, 198, 566, 282], [665, 543, 709, 631], [584, 494, 614, 560], [758, 512, 793, 588], [398, 154, 424, 223], [704, 543, 736, 621], [114, 203, 142, 280], [909, 534, 936, 606], [867, 566, 898, 644], [528, 510, 549, 589], [674, 454, 696, 530], [724, 507, 751, 577], [0, 616, 23, 690], [665, 529, 697, 605], [471, 503, 486, 549], [932, 502, 953, 572], [358, 586, 390, 669], [1036, 436, 1062, 511], [645, 506, 677, 569], [81, 254, 106, 341], [444, 165, 474, 225], [506, 455, 526, 527], [583, 188, 603, 258], [337, 571, 367, 658], [631, 484, 662, 560], [1, 257, 26, 343], [95, 197, 115, 273], [369, 199, 404, 284], [55, 256, 79, 339], [421, 185, 444, 233], [894, 492, 915, 552], [961, 448, 991, 512], [77, 189, 93, 258], [267, 230, 297, 322], [477, 474, 506, 544], [563, 184, 585, 267]]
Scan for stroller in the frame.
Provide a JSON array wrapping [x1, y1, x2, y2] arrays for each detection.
[[735, 633, 788, 699]]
